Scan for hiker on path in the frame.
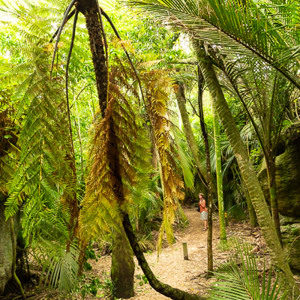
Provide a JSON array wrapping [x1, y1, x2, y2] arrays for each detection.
[[199, 193, 208, 231]]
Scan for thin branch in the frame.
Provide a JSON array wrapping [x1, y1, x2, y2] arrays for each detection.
[[66, 8, 79, 113], [49, 9, 76, 43], [167, 61, 197, 65], [65, 8, 79, 168], [96, 0, 109, 104], [50, 0, 77, 78], [187, 97, 199, 117], [267, 74, 277, 147]]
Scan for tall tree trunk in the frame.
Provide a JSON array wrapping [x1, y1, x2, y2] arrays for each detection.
[[211, 98, 226, 242], [197, 69, 213, 275], [193, 40, 297, 290], [78, 2, 134, 297], [266, 155, 282, 243], [174, 82, 208, 187], [239, 173, 257, 227], [78, 0, 108, 115], [111, 227, 134, 298]]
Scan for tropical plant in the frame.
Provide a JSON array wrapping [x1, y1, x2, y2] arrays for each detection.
[[215, 53, 299, 242], [211, 242, 288, 300], [0, 1, 86, 292], [128, 0, 300, 88], [126, 0, 299, 292]]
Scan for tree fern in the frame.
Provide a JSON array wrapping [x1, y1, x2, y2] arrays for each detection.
[[1, 2, 82, 289], [79, 65, 151, 242]]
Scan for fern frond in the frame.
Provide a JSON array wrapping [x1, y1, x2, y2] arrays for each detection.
[[79, 65, 151, 242], [173, 129, 194, 189], [142, 70, 185, 251]]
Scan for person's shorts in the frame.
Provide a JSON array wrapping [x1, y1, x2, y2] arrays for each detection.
[[200, 211, 208, 220]]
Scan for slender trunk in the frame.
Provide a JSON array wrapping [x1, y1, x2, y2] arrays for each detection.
[[122, 213, 205, 300], [239, 174, 257, 227], [79, 0, 108, 116], [111, 227, 134, 298], [211, 98, 226, 242], [74, 90, 85, 183], [197, 68, 213, 275], [193, 40, 297, 290], [174, 82, 207, 187], [10, 218, 26, 299], [266, 156, 282, 243]]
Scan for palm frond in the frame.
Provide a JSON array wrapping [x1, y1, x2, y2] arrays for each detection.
[[127, 0, 300, 89], [34, 242, 79, 292], [173, 128, 195, 189], [211, 241, 288, 299]]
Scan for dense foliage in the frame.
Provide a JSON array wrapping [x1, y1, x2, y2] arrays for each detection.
[[0, 0, 299, 299]]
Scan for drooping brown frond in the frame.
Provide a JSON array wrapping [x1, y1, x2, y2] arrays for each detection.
[[142, 70, 185, 251], [79, 66, 149, 243]]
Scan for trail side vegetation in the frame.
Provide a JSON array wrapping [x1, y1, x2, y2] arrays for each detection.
[[0, 0, 299, 299]]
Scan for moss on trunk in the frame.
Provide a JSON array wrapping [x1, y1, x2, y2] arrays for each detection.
[[111, 228, 134, 298]]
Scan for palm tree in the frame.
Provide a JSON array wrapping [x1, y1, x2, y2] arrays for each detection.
[[193, 39, 296, 292], [126, 0, 299, 291], [218, 58, 295, 243]]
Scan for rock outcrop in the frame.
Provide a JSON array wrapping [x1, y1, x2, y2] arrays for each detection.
[[258, 122, 300, 272], [0, 194, 13, 294], [259, 122, 300, 216]]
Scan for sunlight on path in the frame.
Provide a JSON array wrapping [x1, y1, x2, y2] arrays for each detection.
[[130, 208, 220, 299]]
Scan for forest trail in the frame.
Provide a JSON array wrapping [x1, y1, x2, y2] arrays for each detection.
[[91, 208, 224, 299], [130, 207, 220, 299]]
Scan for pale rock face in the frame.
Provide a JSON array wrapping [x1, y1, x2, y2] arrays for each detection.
[[258, 122, 300, 272], [259, 122, 300, 217], [0, 198, 13, 295]]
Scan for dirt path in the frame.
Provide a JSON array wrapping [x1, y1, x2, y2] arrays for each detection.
[[91, 208, 225, 299], [130, 208, 219, 299]]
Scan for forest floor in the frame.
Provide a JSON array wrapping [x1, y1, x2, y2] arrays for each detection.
[[85, 207, 270, 299], [1, 207, 285, 300]]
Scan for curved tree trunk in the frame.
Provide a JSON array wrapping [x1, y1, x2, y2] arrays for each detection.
[[193, 40, 297, 290], [122, 213, 205, 300]]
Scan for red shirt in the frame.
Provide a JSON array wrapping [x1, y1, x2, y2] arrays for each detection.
[[199, 199, 207, 213]]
